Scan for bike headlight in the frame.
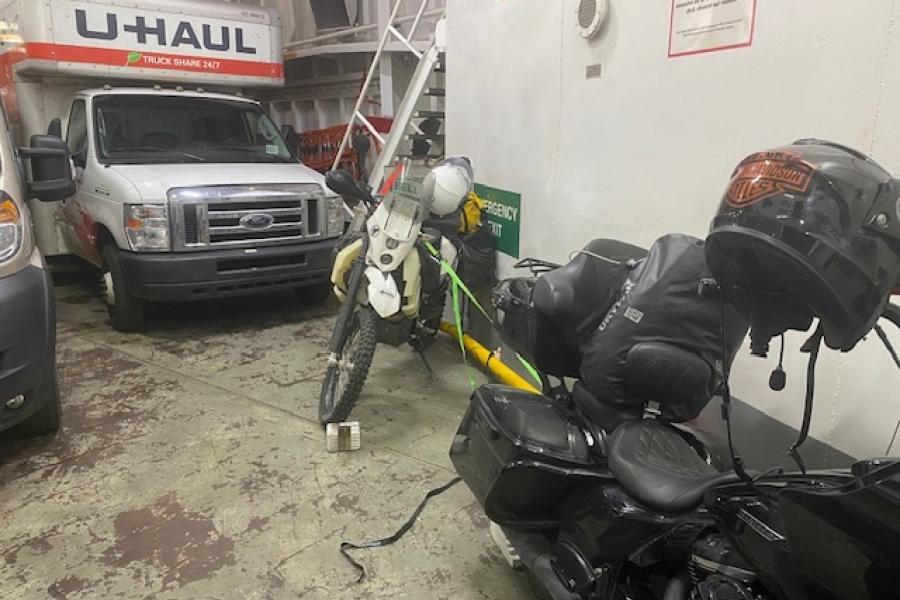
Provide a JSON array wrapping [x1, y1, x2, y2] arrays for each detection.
[[0, 195, 22, 262], [125, 204, 169, 251], [325, 195, 346, 237]]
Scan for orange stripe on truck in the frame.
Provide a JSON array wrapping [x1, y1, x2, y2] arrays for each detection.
[[21, 42, 283, 79]]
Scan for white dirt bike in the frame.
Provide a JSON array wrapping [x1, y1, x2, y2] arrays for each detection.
[[319, 158, 474, 424]]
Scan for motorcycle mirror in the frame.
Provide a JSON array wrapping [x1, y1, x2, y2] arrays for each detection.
[[325, 170, 373, 204]]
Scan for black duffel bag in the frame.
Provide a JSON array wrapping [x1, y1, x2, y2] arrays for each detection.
[[458, 224, 496, 290], [578, 234, 748, 422]]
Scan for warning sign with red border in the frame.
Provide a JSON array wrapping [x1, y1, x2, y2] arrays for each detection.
[[668, 0, 757, 58]]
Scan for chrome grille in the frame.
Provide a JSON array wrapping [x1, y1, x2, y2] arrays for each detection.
[[170, 184, 325, 251]]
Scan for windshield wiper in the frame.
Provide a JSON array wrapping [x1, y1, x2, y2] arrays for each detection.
[[122, 146, 206, 162], [223, 145, 293, 162]]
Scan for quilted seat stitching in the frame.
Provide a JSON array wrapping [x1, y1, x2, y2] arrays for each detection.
[[632, 424, 713, 477]]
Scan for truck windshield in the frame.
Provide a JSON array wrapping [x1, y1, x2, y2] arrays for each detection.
[[93, 95, 294, 165]]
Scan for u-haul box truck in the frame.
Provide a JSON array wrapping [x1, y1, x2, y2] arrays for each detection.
[[0, 0, 343, 331]]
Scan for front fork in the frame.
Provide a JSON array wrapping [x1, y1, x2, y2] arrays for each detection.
[[326, 233, 371, 363]]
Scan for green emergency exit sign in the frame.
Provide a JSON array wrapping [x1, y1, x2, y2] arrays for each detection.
[[475, 183, 521, 258]]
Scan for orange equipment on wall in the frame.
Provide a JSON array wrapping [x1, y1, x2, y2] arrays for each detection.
[[296, 117, 393, 177]]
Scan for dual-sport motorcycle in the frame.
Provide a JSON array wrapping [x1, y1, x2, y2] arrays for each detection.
[[319, 157, 475, 424], [450, 140, 900, 600]]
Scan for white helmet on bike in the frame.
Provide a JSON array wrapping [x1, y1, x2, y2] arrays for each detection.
[[421, 156, 474, 217]]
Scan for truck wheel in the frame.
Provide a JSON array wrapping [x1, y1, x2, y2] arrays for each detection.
[[101, 245, 145, 332], [16, 367, 61, 437]]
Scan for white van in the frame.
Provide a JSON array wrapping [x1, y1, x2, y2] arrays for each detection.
[[0, 99, 74, 436], [0, 0, 343, 330]]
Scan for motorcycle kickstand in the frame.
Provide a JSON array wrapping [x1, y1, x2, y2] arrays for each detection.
[[416, 347, 437, 380]]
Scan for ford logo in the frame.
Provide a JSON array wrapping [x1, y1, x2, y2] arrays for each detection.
[[239, 213, 275, 230]]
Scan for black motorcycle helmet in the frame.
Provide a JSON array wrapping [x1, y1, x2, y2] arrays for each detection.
[[707, 140, 900, 352]]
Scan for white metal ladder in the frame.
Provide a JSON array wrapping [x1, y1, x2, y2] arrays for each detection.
[[330, 0, 445, 192]]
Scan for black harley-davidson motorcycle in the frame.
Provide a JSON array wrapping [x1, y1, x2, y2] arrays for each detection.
[[450, 140, 900, 600]]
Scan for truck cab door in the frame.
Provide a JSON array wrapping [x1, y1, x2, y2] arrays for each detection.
[[60, 98, 97, 262]]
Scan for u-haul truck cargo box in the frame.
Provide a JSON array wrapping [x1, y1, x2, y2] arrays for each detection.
[[0, 0, 343, 332], [1, 0, 283, 86]]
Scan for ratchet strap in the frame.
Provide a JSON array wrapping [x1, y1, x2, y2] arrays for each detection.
[[340, 477, 462, 583], [517, 353, 543, 387], [422, 239, 541, 388]]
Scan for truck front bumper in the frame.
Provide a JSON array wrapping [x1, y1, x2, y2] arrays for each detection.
[[118, 238, 338, 302], [0, 263, 56, 432]]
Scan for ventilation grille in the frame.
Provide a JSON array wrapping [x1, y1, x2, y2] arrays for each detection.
[[577, 0, 608, 39], [578, 0, 597, 29]]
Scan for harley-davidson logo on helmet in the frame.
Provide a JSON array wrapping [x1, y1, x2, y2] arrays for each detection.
[[726, 151, 815, 207]]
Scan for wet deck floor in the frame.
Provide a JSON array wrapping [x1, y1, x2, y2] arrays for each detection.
[[1, 263, 537, 600]]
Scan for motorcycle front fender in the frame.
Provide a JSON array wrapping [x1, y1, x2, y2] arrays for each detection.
[[366, 266, 402, 318], [327, 235, 371, 354]]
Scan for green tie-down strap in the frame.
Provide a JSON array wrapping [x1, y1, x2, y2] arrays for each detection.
[[422, 239, 542, 388], [422, 239, 492, 322], [516, 353, 543, 387]]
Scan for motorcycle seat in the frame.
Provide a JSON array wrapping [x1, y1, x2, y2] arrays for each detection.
[[607, 419, 738, 513], [532, 239, 647, 325]]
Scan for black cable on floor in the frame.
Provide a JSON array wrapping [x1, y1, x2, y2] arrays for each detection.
[[340, 477, 462, 583]]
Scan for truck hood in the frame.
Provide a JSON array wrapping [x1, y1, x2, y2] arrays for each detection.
[[109, 162, 329, 201]]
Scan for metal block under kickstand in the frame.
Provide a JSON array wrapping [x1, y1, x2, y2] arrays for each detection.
[[326, 422, 361, 452], [490, 521, 522, 569]]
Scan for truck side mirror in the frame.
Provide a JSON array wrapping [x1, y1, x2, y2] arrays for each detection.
[[47, 118, 62, 138], [19, 134, 76, 202]]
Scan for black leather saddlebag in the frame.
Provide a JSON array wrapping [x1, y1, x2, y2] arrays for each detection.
[[450, 384, 604, 529]]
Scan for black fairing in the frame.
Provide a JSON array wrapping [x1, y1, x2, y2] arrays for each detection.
[[551, 541, 596, 593], [708, 467, 900, 600], [556, 483, 711, 568]]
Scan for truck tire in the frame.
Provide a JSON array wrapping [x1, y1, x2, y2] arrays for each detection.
[[101, 245, 145, 332], [318, 306, 378, 425], [16, 367, 61, 437]]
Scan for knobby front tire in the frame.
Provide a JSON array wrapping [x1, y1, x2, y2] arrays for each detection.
[[318, 306, 378, 425]]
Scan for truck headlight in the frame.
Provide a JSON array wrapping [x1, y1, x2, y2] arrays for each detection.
[[325, 195, 346, 237], [125, 204, 169, 251], [0, 195, 22, 262]]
